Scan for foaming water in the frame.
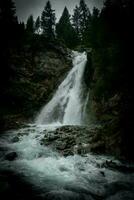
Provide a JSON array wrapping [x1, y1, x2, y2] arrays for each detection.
[[0, 125, 134, 200]]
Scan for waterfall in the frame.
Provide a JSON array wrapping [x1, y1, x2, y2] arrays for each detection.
[[1, 51, 134, 200], [36, 51, 88, 125]]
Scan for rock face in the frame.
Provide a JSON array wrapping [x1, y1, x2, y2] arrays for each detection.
[[0, 42, 72, 131], [40, 124, 123, 158], [40, 125, 104, 156], [83, 51, 126, 159]]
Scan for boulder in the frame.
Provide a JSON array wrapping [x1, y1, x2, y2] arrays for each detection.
[[40, 125, 102, 156]]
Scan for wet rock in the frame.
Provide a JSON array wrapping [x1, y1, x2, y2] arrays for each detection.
[[5, 152, 17, 161], [90, 141, 105, 154], [40, 125, 103, 156], [11, 136, 19, 143], [74, 143, 91, 155], [101, 160, 134, 173], [63, 149, 74, 156], [56, 141, 67, 150], [100, 171, 105, 176]]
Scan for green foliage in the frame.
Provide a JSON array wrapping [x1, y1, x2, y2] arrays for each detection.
[[56, 7, 78, 48], [26, 15, 34, 33], [72, 0, 91, 43], [79, 0, 91, 40], [72, 5, 81, 37], [41, 0, 56, 39]]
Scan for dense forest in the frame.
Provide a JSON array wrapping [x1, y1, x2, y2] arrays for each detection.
[[0, 0, 134, 159]]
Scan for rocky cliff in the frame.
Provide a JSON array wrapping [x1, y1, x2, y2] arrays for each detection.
[[84, 50, 133, 160], [0, 41, 72, 130]]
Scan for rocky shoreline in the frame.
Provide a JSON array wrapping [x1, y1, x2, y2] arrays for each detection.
[[1, 124, 134, 200], [7, 124, 126, 161]]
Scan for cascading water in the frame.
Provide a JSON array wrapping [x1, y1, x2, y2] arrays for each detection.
[[0, 51, 134, 200], [36, 51, 88, 125]]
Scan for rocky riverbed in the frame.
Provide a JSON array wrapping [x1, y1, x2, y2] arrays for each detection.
[[0, 124, 134, 200]]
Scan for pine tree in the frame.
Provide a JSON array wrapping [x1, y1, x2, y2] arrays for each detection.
[[84, 7, 100, 47], [26, 15, 34, 34], [56, 7, 78, 48], [79, 0, 91, 39], [92, 7, 99, 19], [41, 0, 55, 39], [35, 16, 41, 34], [72, 5, 81, 36]]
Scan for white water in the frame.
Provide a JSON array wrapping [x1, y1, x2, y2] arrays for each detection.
[[36, 51, 88, 125], [1, 125, 134, 200], [0, 52, 134, 200]]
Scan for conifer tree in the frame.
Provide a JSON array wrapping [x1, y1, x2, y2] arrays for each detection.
[[72, 5, 81, 36], [79, 0, 91, 39], [56, 7, 78, 48], [41, 0, 55, 39], [26, 15, 34, 34], [35, 16, 41, 34], [84, 7, 100, 47], [92, 7, 99, 19]]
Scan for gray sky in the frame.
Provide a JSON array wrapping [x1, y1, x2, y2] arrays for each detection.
[[14, 0, 104, 22]]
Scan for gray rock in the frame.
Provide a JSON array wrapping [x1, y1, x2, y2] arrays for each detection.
[[40, 125, 103, 156]]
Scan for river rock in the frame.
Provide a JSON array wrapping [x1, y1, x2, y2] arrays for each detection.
[[40, 125, 102, 156], [5, 152, 17, 161], [100, 160, 134, 173], [11, 136, 20, 143]]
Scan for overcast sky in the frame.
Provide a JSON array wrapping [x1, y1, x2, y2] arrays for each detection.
[[14, 0, 104, 22]]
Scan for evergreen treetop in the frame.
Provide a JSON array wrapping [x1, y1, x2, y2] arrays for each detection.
[[72, 5, 81, 36], [56, 7, 78, 48], [35, 16, 41, 34], [79, 0, 91, 33], [41, 0, 56, 39], [26, 15, 34, 33]]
